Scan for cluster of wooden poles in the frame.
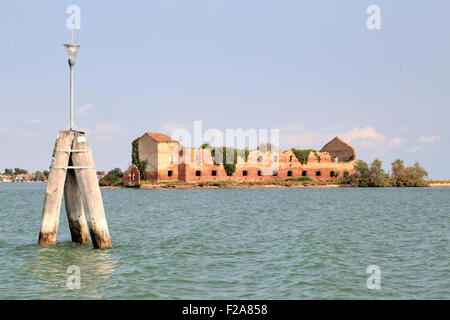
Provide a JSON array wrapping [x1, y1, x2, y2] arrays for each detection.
[[38, 130, 112, 249]]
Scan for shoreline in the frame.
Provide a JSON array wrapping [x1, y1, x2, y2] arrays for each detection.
[[100, 181, 450, 190], [3, 181, 449, 189]]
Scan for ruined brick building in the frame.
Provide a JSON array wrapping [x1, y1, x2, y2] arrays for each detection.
[[124, 132, 356, 185]]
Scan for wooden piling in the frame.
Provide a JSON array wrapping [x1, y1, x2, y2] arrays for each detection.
[[64, 160, 90, 244], [38, 131, 74, 245], [71, 132, 112, 249]]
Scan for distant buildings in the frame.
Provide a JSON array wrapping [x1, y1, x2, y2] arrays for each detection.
[[123, 132, 357, 186], [0, 175, 13, 183]]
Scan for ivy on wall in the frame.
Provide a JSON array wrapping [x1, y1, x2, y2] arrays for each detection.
[[291, 149, 317, 164], [132, 138, 148, 180], [345, 152, 356, 162], [202, 144, 249, 176]]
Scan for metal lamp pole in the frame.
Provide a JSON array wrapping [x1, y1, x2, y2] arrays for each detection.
[[64, 43, 80, 131]]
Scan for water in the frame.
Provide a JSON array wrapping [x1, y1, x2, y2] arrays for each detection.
[[0, 183, 448, 299]]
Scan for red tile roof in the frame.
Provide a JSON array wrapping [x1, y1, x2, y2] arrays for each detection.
[[145, 132, 175, 142]]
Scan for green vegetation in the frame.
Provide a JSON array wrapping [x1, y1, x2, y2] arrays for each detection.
[[291, 149, 316, 164], [285, 177, 313, 182], [14, 168, 28, 175], [131, 138, 148, 180], [99, 169, 124, 187], [391, 159, 429, 187], [345, 152, 356, 162], [4, 168, 14, 176], [99, 175, 123, 187], [187, 178, 324, 188], [32, 171, 45, 182], [338, 158, 429, 187], [108, 168, 123, 176], [203, 145, 249, 176]]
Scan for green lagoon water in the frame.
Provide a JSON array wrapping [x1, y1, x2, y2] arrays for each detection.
[[0, 183, 448, 299]]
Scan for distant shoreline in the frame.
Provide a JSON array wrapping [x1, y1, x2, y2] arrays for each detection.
[[2, 180, 449, 189], [100, 181, 450, 190]]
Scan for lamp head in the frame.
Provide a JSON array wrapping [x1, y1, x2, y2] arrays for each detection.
[[64, 43, 80, 66]]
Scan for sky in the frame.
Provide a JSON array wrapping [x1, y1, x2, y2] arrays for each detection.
[[0, 1, 449, 178]]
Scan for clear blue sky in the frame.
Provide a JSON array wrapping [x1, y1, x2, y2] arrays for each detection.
[[0, 1, 449, 178]]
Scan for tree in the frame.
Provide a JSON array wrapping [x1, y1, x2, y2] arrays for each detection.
[[108, 168, 123, 177], [33, 171, 45, 182], [338, 159, 388, 187], [354, 160, 370, 187], [391, 159, 405, 186], [391, 159, 428, 187], [368, 159, 390, 187], [43, 170, 50, 179], [4, 168, 13, 176], [408, 162, 429, 186], [339, 158, 429, 187], [14, 168, 27, 175]]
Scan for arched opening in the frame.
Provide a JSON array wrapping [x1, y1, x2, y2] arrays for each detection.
[[242, 171, 248, 176], [287, 171, 292, 177], [168, 170, 173, 177], [330, 171, 335, 177], [316, 171, 321, 177], [212, 170, 217, 176], [302, 171, 307, 177], [257, 170, 262, 176], [195, 170, 201, 177]]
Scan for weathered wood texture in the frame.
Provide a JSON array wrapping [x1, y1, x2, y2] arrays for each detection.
[[71, 132, 112, 249], [39, 130, 112, 249], [64, 163, 90, 244], [39, 131, 74, 245]]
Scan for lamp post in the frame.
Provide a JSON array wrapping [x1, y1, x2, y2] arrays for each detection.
[[63, 43, 80, 131]]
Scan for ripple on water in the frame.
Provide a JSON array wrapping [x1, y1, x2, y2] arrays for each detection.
[[0, 184, 449, 299]]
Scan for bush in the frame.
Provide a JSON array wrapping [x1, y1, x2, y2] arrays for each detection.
[[338, 158, 429, 187], [108, 168, 123, 176], [99, 174, 123, 186], [285, 177, 313, 182], [338, 159, 390, 187], [391, 159, 429, 187]]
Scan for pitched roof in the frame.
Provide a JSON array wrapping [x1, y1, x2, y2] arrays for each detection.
[[145, 132, 176, 142], [320, 136, 354, 151]]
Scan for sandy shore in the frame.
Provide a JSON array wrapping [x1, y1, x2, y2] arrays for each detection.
[[429, 183, 450, 187]]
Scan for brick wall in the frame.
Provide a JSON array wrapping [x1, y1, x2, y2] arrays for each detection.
[[138, 134, 357, 183]]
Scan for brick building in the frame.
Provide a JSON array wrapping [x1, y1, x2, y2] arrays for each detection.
[[131, 132, 356, 184], [123, 165, 141, 186]]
